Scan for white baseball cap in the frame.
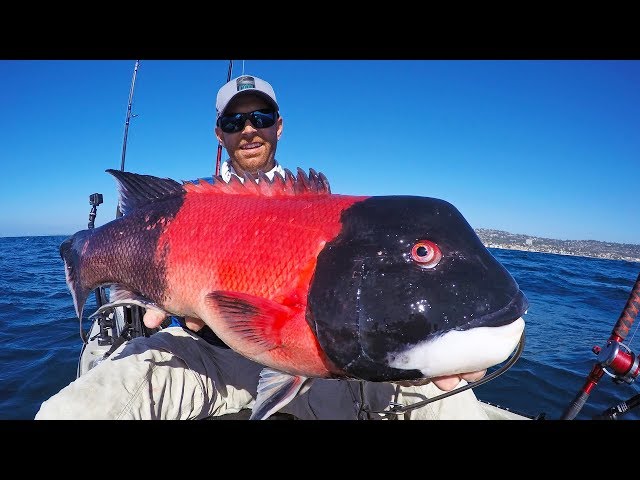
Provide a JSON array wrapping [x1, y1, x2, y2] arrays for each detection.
[[216, 75, 279, 119]]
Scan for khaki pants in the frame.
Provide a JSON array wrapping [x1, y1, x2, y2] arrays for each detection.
[[35, 327, 489, 420]]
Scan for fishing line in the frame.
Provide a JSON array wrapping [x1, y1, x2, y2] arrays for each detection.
[[625, 319, 639, 346], [364, 331, 526, 418]]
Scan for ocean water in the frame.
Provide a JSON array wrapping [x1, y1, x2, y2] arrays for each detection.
[[1, 235, 639, 421]]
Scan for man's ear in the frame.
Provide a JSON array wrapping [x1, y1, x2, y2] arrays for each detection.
[[214, 126, 224, 145]]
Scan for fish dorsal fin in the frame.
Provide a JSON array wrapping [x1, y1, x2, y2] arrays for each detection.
[[182, 167, 331, 197], [106, 169, 185, 215], [105, 168, 331, 213]]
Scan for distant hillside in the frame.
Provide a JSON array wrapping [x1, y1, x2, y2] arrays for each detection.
[[475, 228, 640, 262]]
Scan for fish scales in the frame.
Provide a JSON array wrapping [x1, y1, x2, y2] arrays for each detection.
[[163, 190, 364, 309]]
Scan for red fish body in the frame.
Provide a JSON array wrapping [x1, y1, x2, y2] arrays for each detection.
[[162, 180, 364, 377], [61, 168, 528, 419]]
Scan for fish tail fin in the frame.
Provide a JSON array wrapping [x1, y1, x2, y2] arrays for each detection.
[[60, 231, 93, 320]]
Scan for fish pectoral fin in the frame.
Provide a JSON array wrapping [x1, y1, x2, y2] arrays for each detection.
[[250, 367, 313, 420], [204, 291, 296, 353], [89, 285, 168, 319]]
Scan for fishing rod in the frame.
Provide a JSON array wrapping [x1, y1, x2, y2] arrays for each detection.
[[593, 392, 640, 420], [215, 60, 234, 177], [561, 271, 640, 420], [113, 59, 148, 340], [116, 59, 141, 218]]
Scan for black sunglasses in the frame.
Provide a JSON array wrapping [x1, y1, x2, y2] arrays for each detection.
[[217, 108, 278, 133]]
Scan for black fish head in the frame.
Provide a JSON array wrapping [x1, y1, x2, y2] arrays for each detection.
[[307, 196, 528, 382]]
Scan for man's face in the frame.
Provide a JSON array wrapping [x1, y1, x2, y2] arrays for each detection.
[[215, 93, 283, 176]]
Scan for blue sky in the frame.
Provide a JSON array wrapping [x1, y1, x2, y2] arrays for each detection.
[[1, 59, 639, 244]]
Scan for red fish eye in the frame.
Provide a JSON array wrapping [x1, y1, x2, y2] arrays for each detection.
[[411, 240, 442, 268]]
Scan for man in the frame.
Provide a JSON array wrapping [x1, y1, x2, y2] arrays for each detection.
[[35, 74, 489, 420]]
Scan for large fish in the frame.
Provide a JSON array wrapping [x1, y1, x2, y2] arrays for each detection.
[[61, 168, 528, 419]]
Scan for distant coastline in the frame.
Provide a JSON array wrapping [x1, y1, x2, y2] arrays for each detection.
[[1, 231, 639, 263], [475, 228, 640, 263]]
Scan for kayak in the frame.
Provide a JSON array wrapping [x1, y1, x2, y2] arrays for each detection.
[[76, 303, 536, 420]]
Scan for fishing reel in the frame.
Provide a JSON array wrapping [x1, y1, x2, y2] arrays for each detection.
[[593, 340, 640, 385]]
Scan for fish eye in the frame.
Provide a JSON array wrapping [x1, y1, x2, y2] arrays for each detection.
[[411, 240, 442, 269]]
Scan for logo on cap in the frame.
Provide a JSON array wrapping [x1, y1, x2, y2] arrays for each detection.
[[236, 75, 256, 92]]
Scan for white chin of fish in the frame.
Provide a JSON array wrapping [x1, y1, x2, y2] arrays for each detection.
[[388, 317, 525, 377]]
